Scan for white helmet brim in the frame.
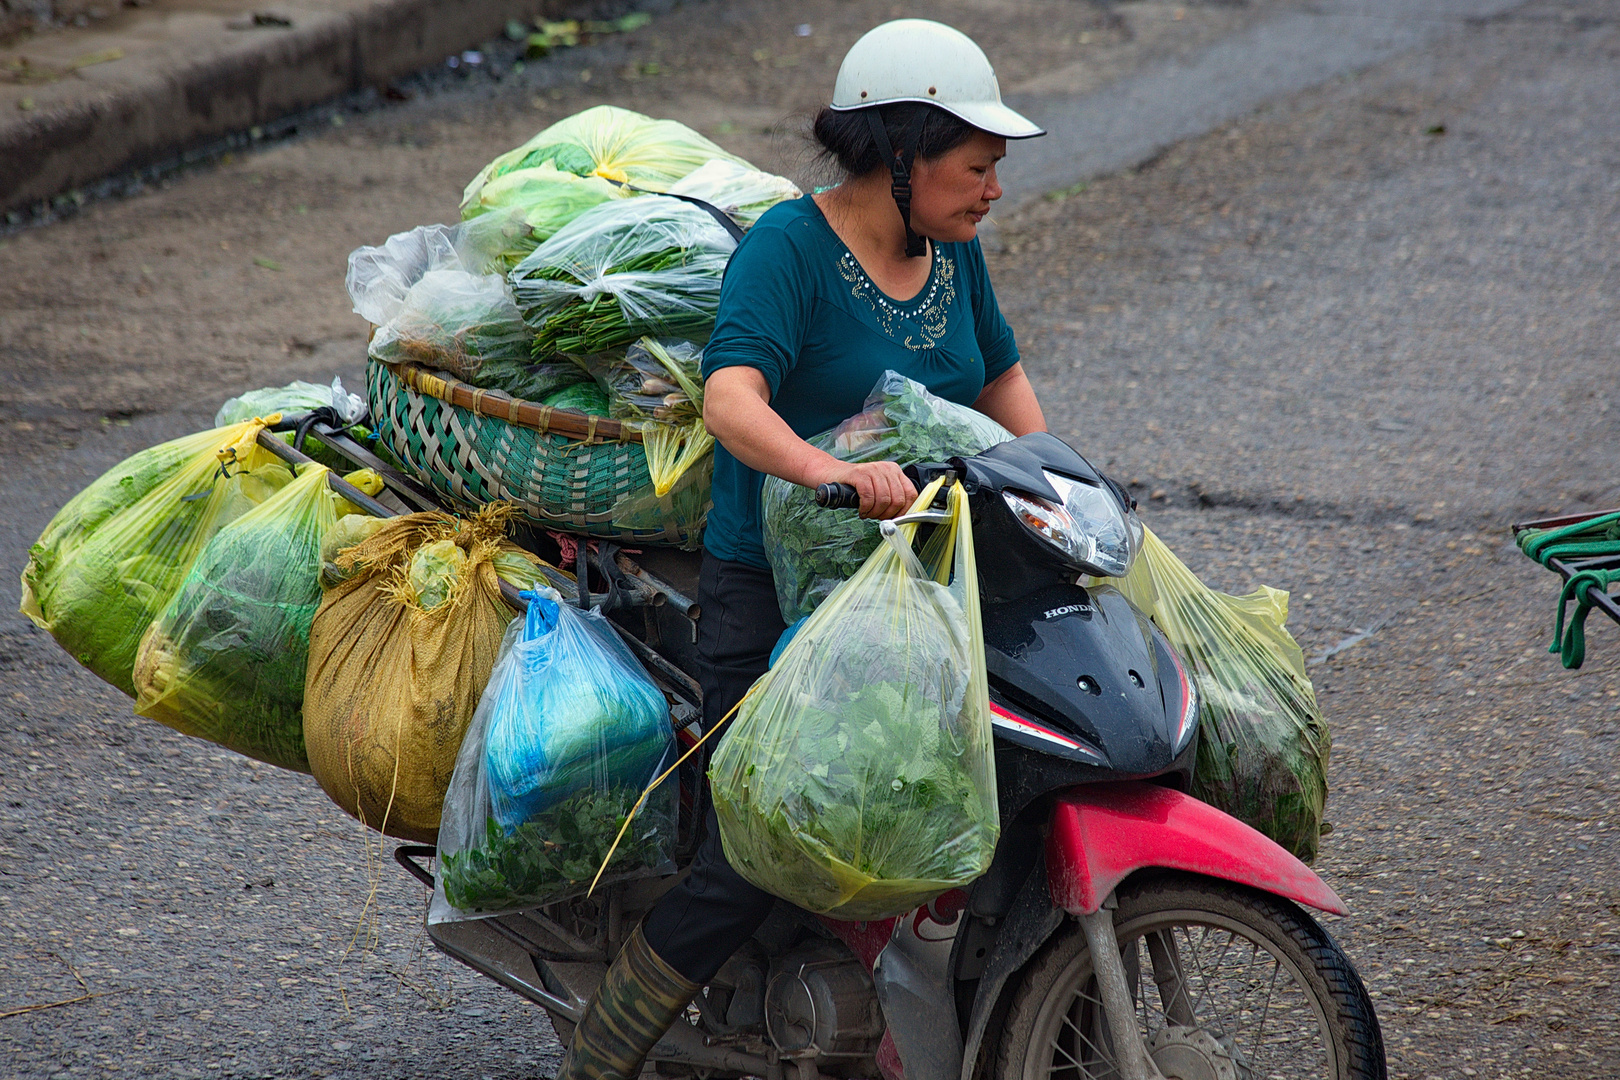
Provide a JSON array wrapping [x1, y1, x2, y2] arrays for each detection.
[[829, 19, 1045, 140]]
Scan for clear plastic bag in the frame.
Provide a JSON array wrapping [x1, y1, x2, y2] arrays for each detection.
[[301, 506, 546, 842], [509, 196, 737, 356], [431, 587, 676, 922], [762, 371, 1013, 623], [366, 269, 532, 379], [1092, 529, 1332, 862], [711, 479, 998, 920], [215, 378, 366, 429], [462, 105, 750, 209], [585, 338, 704, 424], [665, 160, 801, 227], [20, 419, 294, 697], [347, 216, 534, 379], [131, 464, 383, 772]]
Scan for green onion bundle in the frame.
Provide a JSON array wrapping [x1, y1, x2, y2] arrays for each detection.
[[509, 197, 736, 357]]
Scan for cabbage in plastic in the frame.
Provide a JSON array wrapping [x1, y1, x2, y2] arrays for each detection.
[[431, 587, 675, 922], [762, 371, 1013, 623], [132, 465, 383, 771], [1092, 528, 1332, 862], [459, 162, 621, 269], [20, 420, 294, 696], [712, 480, 997, 920], [509, 196, 737, 356], [462, 105, 749, 208]]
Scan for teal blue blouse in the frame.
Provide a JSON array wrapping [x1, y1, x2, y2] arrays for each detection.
[[700, 195, 1019, 568]]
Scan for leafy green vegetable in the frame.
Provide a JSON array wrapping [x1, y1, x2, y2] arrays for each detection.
[[542, 381, 610, 414], [440, 787, 673, 912], [458, 164, 619, 270], [466, 357, 592, 402], [21, 423, 294, 696], [132, 464, 374, 771], [714, 680, 995, 907], [762, 372, 1012, 623], [1094, 531, 1331, 862], [509, 197, 734, 357], [461, 105, 750, 210]]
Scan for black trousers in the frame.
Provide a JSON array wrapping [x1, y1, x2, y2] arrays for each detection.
[[641, 553, 786, 984]]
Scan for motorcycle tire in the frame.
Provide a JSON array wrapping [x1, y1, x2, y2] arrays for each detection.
[[992, 871, 1386, 1080]]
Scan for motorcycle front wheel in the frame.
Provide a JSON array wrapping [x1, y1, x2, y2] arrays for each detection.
[[993, 872, 1386, 1080]]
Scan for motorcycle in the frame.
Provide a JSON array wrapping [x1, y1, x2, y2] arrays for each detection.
[[387, 430, 1386, 1080]]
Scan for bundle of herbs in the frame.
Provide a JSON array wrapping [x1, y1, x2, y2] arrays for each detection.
[[761, 372, 1012, 623], [430, 587, 675, 923], [439, 786, 673, 913], [1092, 529, 1331, 862], [509, 197, 736, 356], [712, 480, 998, 920]]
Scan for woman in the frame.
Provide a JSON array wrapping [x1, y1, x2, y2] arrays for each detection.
[[558, 20, 1048, 1079]]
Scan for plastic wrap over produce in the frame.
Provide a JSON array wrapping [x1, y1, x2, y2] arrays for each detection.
[[1092, 529, 1332, 862], [347, 215, 535, 380], [459, 162, 621, 270], [665, 160, 801, 227], [132, 464, 383, 772], [432, 587, 676, 922], [20, 419, 294, 697], [461, 104, 749, 206], [712, 480, 998, 920], [509, 196, 737, 355], [216, 378, 366, 429], [762, 371, 1013, 623]]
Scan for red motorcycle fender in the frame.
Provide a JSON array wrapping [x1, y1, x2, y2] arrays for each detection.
[[1045, 782, 1347, 917]]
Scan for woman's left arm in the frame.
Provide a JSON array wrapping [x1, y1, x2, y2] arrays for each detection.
[[975, 362, 1047, 436]]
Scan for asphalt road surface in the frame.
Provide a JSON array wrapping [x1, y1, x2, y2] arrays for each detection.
[[2, 1, 1618, 1078]]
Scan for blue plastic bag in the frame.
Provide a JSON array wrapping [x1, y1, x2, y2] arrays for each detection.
[[431, 587, 676, 922]]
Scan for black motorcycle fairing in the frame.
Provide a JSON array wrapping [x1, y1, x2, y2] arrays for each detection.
[[952, 432, 1105, 499], [983, 583, 1184, 778]]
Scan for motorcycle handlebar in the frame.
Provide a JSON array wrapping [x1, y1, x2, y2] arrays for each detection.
[[813, 482, 862, 510]]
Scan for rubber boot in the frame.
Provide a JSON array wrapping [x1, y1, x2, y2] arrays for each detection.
[[556, 924, 700, 1080]]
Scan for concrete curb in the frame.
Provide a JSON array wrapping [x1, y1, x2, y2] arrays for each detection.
[[0, 0, 573, 214]]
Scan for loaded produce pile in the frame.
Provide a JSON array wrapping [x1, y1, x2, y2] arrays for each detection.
[[17, 99, 1335, 935], [348, 104, 801, 525]]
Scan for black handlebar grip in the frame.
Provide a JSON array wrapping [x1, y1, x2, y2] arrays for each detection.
[[814, 482, 861, 509]]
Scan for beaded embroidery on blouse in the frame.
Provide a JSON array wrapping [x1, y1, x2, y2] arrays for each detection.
[[836, 248, 957, 351]]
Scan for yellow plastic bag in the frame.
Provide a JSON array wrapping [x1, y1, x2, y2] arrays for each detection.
[[1094, 528, 1331, 861], [300, 506, 545, 843], [711, 480, 998, 919], [20, 419, 293, 696], [132, 464, 384, 772], [461, 105, 750, 209]]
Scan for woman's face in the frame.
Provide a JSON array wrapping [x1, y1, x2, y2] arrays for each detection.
[[907, 130, 1007, 244]]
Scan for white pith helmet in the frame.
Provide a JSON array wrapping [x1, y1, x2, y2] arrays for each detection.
[[830, 19, 1044, 140]]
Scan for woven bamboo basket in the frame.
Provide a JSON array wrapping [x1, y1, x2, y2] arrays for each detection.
[[366, 360, 710, 548]]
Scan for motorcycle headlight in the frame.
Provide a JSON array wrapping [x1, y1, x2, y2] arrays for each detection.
[[1002, 470, 1142, 577]]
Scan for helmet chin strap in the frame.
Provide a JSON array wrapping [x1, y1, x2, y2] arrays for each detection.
[[865, 109, 928, 258]]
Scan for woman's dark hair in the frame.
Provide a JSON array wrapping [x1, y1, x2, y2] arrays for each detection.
[[811, 103, 979, 177]]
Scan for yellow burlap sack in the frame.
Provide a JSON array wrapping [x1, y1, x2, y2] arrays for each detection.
[[302, 505, 541, 842]]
